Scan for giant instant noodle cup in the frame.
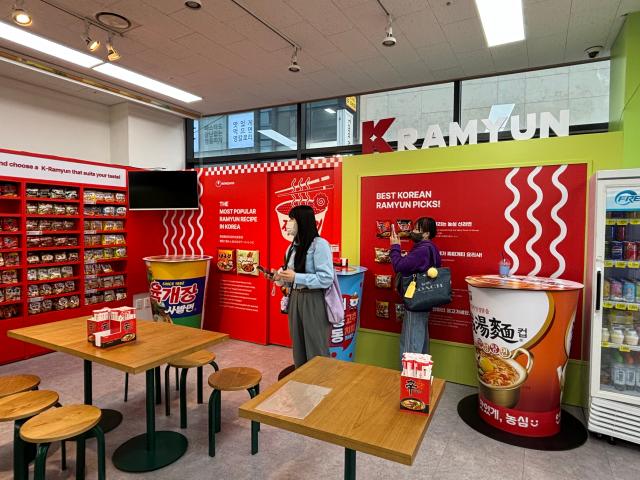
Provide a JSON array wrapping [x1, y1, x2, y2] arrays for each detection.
[[276, 196, 328, 242], [144, 255, 212, 329], [466, 275, 583, 438]]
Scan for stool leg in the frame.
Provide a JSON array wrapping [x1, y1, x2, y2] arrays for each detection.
[[215, 389, 221, 433], [124, 373, 129, 402], [34, 443, 50, 480], [208, 390, 216, 457], [14, 420, 29, 480], [211, 361, 219, 372], [248, 387, 261, 434], [180, 368, 189, 429], [197, 366, 204, 404], [76, 435, 86, 480], [91, 426, 106, 480], [61, 440, 66, 470], [256, 384, 260, 432], [175, 367, 179, 391], [164, 365, 171, 417]]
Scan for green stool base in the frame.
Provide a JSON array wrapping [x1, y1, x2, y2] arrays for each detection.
[[112, 431, 188, 472]]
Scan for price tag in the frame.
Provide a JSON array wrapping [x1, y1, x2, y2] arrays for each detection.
[[615, 303, 628, 310], [26, 231, 42, 236], [628, 303, 640, 311], [619, 345, 631, 352], [628, 261, 640, 268], [617, 219, 629, 225], [85, 275, 97, 279], [615, 261, 627, 268], [85, 201, 96, 205], [606, 219, 616, 226], [631, 219, 640, 225], [603, 301, 614, 309], [85, 289, 97, 294], [28, 297, 43, 303], [85, 260, 96, 264], [604, 260, 614, 268], [601, 341, 610, 348], [84, 230, 96, 235]]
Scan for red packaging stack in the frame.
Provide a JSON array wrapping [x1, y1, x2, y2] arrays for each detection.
[[87, 306, 137, 348], [400, 353, 433, 414]]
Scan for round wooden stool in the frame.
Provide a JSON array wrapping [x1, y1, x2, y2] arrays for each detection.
[[0, 375, 41, 399], [0, 390, 62, 480], [20, 405, 105, 480], [207, 367, 261, 457], [165, 349, 219, 428]]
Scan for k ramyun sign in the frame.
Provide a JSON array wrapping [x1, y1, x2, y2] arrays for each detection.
[[362, 110, 570, 154]]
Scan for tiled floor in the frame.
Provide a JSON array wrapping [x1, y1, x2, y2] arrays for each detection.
[[1, 340, 639, 480]]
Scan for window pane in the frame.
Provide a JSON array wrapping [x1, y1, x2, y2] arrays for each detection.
[[460, 61, 610, 130], [194, 105, 297, 158], [305, 98, 358, 149], [359, 83, 454, 140]]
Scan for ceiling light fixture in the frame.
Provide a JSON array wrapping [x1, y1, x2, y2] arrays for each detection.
[[288, 46, 301, 73], [382, 14, 396, 47], [106, 34, 120, 62], [11, 0, 32, 27], [92, 63, 202, 103], [185, 0, 203, 9], [81, 21, 100, 52], [0, 20, 102, 68], [324, 108, 336, 114], [475, 0, 525, 47]]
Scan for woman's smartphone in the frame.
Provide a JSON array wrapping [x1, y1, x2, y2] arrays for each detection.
[[257, 266, 274, 279]]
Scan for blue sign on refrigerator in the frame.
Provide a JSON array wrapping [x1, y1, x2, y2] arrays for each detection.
[[606, 188, 640, 211], [329, 266, 367, 362]]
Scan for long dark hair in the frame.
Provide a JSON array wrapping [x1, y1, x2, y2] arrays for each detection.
[[415, 217, 437, 239], [289, 205, 319, 273]]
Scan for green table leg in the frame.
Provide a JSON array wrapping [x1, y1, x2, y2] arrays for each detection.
[[83, 360, 122, 434], [112, 368, 188, 472], [345, 448, 356, 480]]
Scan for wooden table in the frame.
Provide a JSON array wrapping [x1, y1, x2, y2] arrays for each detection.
[[239, 357, 445, 480], [9, 316, 228, 474]]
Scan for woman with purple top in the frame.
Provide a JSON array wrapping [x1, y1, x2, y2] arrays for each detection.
[[390, 217, 441, 363]]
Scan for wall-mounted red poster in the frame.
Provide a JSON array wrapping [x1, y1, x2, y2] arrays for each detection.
[[199, 172, 269, 344], [267, 167, 342, 346], [359, 164, 587, 359]]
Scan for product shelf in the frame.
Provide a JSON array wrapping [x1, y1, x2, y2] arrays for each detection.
[[0, 231, 22, 235], [85, 244, 127, 249], [86, 257, 128, 263], [27, 231, 80, 235], [27, 261, 80, 268], [26, 197, 79, 203], [27, 246, 80, 251], [0, 299, 22, 306], [1, 214, 21, 218], [83, 215, 127, 220], [0, 196, 20, 201], [0, 281, 21, 289], [0, 248, 21, 253], [26, 215, 80, 219], [0, 265, 22, 271], [84, 230, 126, 235], [86, 271, 127, 278], [29, 276, 79, 285], [84, 285, 127, 294], [84, 299, 127, 309], [28, 291, 80, 302], [84, 201, 127, 206]]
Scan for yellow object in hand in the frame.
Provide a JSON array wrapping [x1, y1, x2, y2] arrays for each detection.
[[404, 280, 416, 299], [427, 267, 438, 278]]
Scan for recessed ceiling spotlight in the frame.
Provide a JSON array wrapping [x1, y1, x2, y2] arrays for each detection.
[[288, 46, 301, 73], [12, 1, 32, 27], [382, 15, 396, 47], [106, 34, 120, 62], [81, 21, 100, 52], [185, 0, 203, 9]]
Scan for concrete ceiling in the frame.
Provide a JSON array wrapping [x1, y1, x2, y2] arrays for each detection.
[[0, 0, 638, 115]]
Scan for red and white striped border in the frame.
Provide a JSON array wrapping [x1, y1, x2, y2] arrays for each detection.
[[200, 157, 342, 176]]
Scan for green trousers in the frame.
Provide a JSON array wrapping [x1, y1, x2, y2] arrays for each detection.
[[288, 289, 330, 368]]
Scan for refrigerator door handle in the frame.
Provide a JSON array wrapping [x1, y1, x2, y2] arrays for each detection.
[[596, 269, 602, 311]]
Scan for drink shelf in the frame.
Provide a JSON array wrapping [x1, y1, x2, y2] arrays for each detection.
[[601, 341, 640, 352]]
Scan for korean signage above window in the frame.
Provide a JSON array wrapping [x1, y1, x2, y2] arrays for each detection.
[[228, 112, 254, 149]]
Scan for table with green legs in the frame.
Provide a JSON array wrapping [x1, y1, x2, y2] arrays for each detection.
[[239, 357, 445, 480], [9, 316, 228, 473]]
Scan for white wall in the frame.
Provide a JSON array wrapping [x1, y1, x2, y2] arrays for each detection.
[[0, 76, 186, 170], [0, 77, 111, 163]]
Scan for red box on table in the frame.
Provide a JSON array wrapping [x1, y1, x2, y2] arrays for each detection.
[[88, 306, 137, 348], [87, 307, 111, 343], [400, 375, 431, 414]]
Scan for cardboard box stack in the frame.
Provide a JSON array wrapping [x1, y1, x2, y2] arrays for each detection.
[[400, 353, 433, 414], [87, 306, 137, 348]]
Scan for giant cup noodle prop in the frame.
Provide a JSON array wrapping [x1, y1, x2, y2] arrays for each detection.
[[275, 176, 332, 241], [145, 255, 212, 329]]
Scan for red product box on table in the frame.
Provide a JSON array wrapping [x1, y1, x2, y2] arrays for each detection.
[[400, 353, 433, 415], [88, 306, 137, 348]]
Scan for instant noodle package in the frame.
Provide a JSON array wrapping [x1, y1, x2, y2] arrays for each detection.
[[400, 353, 432, 415], [87, 307, 137, 348], [217, 249, 235, 272]]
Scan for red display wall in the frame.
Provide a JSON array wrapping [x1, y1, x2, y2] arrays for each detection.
[[359, 164, 587, 359]]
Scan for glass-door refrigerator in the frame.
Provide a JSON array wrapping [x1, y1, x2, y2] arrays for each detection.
[[585, 169, 640, 445]]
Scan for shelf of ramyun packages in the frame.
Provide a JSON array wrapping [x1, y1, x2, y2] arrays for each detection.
[[604, 260, 640, 269], [28, 291, 80, 302], [601, 341, 640, 352], [603, 300, 640, 311]]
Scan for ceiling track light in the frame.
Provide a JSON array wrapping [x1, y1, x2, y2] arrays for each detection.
[[12, 0, 32, 27], [106, 34, 120, 62], [81, 20, 100, 52], [288, 46, 301, 73], [382, 14, 396, 47]]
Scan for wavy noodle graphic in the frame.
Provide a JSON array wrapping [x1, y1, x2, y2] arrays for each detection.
[[162, 211, 170, 256], [503, 168, 521, 274], [169, 210, 178, 256], [196, 170, 205, 255], [187, 211, 195, 256], [525, 166, 544, 276], [549, 165, 569, 278], [178, 210, 186, 256]]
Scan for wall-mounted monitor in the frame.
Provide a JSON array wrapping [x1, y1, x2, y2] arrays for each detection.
[[128, 170, 199, 210]]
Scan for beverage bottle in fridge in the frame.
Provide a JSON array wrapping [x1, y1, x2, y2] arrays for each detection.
[[612, 350, 626, 391], [625, 352, 637, 391]]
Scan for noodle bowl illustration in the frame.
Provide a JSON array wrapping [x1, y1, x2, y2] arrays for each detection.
[[275, 176, 332, 241]]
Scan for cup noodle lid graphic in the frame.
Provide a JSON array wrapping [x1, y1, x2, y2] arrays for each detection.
[[276, 195, 329, 242], [466, 275, 583, 291]]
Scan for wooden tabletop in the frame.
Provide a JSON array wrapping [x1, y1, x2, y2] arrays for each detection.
[[8, 317, 229, 374], [238, 356, 445, 466]]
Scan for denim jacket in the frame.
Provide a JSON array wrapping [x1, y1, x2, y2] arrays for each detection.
[[286, 237, 334, 289]]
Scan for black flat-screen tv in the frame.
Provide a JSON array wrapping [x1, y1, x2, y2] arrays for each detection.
[[128, 170, 199, 210]]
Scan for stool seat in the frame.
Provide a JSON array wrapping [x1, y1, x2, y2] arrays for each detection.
[[208, 367, 261, 391], [20, 405, 101, 444], [0, 390, 59, 422], [170, 350, 216, 369], [0, 375, 41, 399]]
